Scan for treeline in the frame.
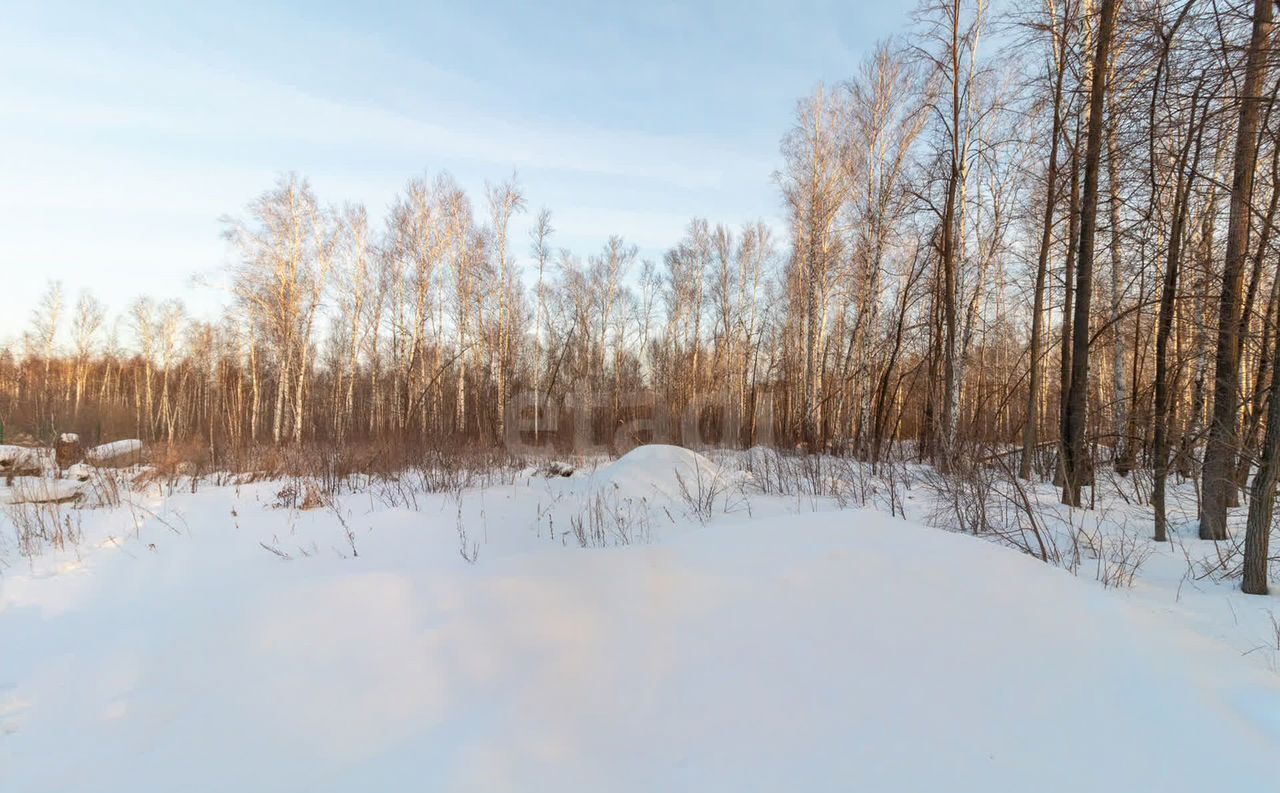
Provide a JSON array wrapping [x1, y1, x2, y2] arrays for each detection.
[[3, 0, 1280, 587]]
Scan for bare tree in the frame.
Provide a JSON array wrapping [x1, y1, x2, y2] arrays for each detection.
[[70, 290, 104, 421], [486, 175, 526, 439], [1202, 0, 1275, 540], [1061, 0, 1118, 507]]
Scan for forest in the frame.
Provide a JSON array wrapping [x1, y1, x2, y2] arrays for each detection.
[[4, 0, 1280, 594]]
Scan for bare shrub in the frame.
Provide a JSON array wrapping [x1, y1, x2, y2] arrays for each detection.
[[456, 501, 480, 563], [326, 499, 360, 559], [80, 467, 123, 508], [922, 450, 1156, 588], [566, 489, 653, 547], [1185, 528, 1279, 586], [923, 459, 997, 536], [743, 447, 848, 499], [5, 501, 83, 562], [270, 479, 330, 511], [370, 445, 524, 510], [924, 449, 1062, 568], [675, 464, 731, 524], [1091, 523, 1154, 589], [741, 447, 801, 497]]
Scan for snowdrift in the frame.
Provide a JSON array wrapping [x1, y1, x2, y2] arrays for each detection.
[[1, 490, 1277, 792], [86, 439, 143, 466], [584, 443, 735, 501]]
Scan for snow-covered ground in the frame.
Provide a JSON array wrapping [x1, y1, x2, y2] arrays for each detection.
[[1, 445, 1278, 791]]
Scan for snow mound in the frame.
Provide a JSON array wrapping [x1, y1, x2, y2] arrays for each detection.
[[86, 439, 143, 465], [586, 444, 732, 500]]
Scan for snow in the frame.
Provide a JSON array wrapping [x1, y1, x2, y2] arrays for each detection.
[[584, 443, 730, 498], [0, 445, 53, 475], [65, 463, 92, 482], [0, 445, 26, 465], [86, 439, 143, 463], [1, 447, 1279, 791], [3, 477, 83, 505]]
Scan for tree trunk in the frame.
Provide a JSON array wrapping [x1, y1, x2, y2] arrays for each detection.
[[1244, 311, 1280, 595], [1022, 32, 1067, 480], [1106, 112, 1131, 474], [1062, 0, 1117, 507], [1201, 0, 1273, 539]]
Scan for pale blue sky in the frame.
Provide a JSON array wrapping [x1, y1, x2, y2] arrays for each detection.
[[0, 0, 911, 341]]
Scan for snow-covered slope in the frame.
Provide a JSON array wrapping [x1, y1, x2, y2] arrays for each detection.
[[1, 457, 1279, 791]]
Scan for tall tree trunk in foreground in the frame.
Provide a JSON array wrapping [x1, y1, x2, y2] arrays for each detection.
[[1244, 320, 1280, 594], [1201, 0, 1274, 539], [1062, 0, 1118, 507]]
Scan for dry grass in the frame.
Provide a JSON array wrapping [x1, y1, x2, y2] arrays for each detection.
[[5, 500, 84, 563]]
